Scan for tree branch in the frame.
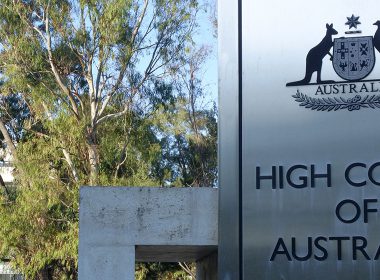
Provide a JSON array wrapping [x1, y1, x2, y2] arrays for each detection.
[[178, 262, 196, 279], [0, 119, 17, 162], [97, 0, 149, 119], [131, 0, 149, 46], [96, 103, 129, 125], [62, 148, 79, 182], [44, 4, 79, 118]]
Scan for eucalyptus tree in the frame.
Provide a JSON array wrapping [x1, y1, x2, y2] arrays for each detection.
[[0, 0, 201, 278], [0, 0, 198, 184], [153, 46, 217, 188]]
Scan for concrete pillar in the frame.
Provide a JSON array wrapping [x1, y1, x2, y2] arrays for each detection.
[[196, 251, 218, 280], [79, 245, 135, 279]]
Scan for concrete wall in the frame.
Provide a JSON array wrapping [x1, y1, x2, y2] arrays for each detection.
[[78, 187, 218, 280]]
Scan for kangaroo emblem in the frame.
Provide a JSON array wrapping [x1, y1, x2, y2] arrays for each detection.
[[374, 20, 380, 54], [287, 24, 338, 86]]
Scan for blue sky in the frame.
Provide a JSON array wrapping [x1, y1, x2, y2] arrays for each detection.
[[193, 1, 218, 108]]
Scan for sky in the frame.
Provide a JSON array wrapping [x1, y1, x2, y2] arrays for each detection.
[[192, 0, 218, 108]]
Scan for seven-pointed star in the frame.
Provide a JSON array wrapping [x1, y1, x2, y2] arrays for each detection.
[[346, 14, 361, 29]]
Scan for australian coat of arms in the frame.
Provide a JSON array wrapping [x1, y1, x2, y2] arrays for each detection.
[[287, 15, 380, 111]]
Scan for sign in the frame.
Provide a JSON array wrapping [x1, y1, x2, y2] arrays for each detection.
[[219, 0, 380, 279], [243, 1, 380, 278]]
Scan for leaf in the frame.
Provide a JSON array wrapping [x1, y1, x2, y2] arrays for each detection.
[[293, 92, 380, 112]]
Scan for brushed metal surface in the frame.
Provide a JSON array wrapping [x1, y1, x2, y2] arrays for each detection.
[[218, 0, 240, 279], [241, 0, 380, 279]]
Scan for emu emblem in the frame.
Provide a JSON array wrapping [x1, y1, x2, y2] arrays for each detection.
[[332, 36, 375, 81]]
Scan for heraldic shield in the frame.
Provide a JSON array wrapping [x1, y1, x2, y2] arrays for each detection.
[[333, 36, 375, 81]]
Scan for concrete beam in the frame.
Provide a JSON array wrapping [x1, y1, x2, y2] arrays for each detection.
[[78, 187, 218, 279]]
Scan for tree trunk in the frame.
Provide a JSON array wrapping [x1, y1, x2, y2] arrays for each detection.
[[87, 127, 99, 185], [88, 144, 99, 185], [0, 119, 17, 161]]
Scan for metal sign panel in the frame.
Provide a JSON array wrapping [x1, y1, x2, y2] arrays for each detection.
[[236, 0, 380, 279], [218, 0, 241, 278]]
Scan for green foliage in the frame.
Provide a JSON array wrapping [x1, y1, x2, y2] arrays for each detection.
[[97, 111, 163, 186], [152, 101, 217, 187], [0, 0, 216, 279], [136, 262, 195, 280], [0, 115, 80, 278]]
